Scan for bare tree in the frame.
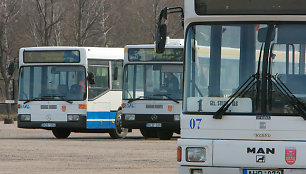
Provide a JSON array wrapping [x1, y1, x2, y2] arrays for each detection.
[[28, 0, 64, 46], [0, 0, 22, 119], [71, 0, 103, 46]]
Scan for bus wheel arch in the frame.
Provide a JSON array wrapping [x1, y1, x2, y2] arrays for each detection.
[[52, 128, 71, 139], [109, 110, 128, 139]]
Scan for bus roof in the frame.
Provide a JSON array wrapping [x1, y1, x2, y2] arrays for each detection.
[[20, 47, 124, 60], [125, 39, 184, 49]]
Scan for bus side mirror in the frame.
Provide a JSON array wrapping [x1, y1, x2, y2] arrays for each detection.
[[114, 67, 118, 80], [155, 24, 167, 53], [258, 27, 275, 43], [87, 72, 95, 85], [8, 62, 14, 76]]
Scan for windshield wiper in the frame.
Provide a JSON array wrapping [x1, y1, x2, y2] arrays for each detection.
[[153, 94, 180, 103], [213, 73, 258, 119], [127, 95, 156, 103], [270, 74, 306, 120], [42, 95, 73, 104], [24, 98, 43, 104]]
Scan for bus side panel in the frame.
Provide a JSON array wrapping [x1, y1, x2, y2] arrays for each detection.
[[86, 111, 113, 129], [109, 111, 116, 128]]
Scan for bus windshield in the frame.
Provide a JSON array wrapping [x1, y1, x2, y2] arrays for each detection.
[[123, 64, 183, 101], [184, 23, 306, 116], [19, 65, 86, 101]]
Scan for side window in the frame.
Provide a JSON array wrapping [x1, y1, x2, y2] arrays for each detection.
[[111, 60, 123, 90], [88, 60, 110, 100]]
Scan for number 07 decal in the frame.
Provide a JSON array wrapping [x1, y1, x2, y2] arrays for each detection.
[[189, 118, 202, 129]]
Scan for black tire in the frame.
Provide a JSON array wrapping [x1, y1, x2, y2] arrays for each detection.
[[140, 129, 158, 138], [52, 129, 71, 139], [109, 110, 128, 139], [157, 130, 173, 140]]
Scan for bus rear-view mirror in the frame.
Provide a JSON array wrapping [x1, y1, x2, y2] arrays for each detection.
[[155, 24, 167, 53], [87, 72, 95, 85], [258, 27, 275, 43], [8, 62, 14, 75]]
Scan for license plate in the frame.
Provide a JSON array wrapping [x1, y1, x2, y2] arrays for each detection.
[[41, 123, 56, 128], [243, 169, 283, 174], [146, 123, 162, 127]]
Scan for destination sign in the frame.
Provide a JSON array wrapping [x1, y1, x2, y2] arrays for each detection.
[[128, 48, 183, 62], [24, 50, 80, 63], [187, 97, 252, 113], [195, 0, 306, 15]]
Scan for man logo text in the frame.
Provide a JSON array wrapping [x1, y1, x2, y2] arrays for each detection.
[[247, 147, 275, 154]]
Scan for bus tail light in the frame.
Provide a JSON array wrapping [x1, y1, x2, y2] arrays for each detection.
[[79, 104, 87, 109], [177, 146, 182, 162], [121, 103, 125, 108], [17, 104, 20, 109]]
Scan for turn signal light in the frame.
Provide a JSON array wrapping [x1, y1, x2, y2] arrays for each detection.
[[177, 146, 182, 162], [79, 104, 87, 109], [17, 104, 20, 109]]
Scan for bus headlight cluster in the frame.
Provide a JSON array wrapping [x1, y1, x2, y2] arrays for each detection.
[[174, 114, 180, 121], [190, 169, 203, 174], [125, 114, 135, 121], [67, 114, 80, 121], [186, 147, 206, 162], [20, 114, 31, 122]]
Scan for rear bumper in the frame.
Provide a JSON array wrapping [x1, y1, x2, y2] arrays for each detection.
[[17, 115, 87, 131], [122, 114, 180, 131]]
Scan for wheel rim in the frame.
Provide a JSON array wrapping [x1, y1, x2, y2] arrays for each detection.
[[115, 113, 126, 134]]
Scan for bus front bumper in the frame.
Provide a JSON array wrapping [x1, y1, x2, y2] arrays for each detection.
[[17, 115, 87, 130], [122, 114, 180, 131], [179, 166, 306, 174]]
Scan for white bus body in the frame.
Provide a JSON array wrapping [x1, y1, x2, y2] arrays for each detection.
[[122, 40, 184, 140], [18, 47, 127, 138], [161, 0, 306, 173]]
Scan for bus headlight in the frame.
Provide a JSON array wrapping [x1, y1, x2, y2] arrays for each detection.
[[125, 114, 135, 121], [174, 114, 180, 121], [191, 169, 203, 174], [67, 114, 80, 121], [186, 147, 206, 162], [20, 114, 31, 122]]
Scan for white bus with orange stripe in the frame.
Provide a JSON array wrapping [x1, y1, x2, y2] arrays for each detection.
[[17, 47, 128, 139]]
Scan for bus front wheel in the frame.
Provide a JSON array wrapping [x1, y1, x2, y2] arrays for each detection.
[[109, 110, 128, 139], [52, 129, 71, 139]]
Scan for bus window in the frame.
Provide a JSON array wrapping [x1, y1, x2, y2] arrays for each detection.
[[111, 60, 123, 90], [88, 65, 109, 100]]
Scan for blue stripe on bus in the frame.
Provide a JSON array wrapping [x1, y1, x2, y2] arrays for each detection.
[[86, 111, 116, 129]]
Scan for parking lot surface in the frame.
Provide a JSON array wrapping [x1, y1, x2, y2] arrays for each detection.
[[0, 123, 178, 174]]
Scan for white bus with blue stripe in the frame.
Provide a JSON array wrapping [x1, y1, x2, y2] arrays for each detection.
[[17, 47, 128, 139]]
